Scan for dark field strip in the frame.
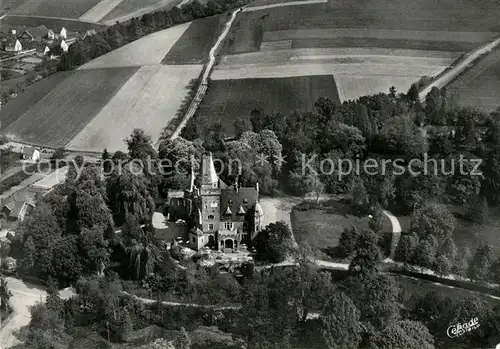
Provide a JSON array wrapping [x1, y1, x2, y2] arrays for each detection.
[[446, 47, 500, 113], [9, 0, 102, 19], [0, 15, 108, 31], [196, 75, 339, 136], [291, 37, 479, 52], [3, 67, 138, 148], [0, 71, 74, 131], [162, 14, 225, 65]]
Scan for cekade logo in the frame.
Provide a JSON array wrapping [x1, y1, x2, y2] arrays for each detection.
[[447, 317, 480, 338]]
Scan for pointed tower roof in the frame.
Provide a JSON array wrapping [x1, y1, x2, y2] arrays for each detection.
[[224, 206, 232, 215], [237, 205, 246, 215], [189, 165, 195, 192], [201, 152, 218, 187], [254, 203, 264, 216]]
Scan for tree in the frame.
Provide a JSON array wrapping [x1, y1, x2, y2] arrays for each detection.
[[125, 128, 157, 161], [453, 247, 471, 277], [351, 176, 369, 213], [337, 227, 360, 258], [349, 229, 381, 275], [468, 243, 495, 282], [173, 327, 192, 349], [254, 222, 294, 263], [0, 277, 12, 312], [320, 291, 361, 349], [465, 195, 489, 223], [234, 116, 253, 138], [410, 202, 455, 240], [52, 235, 83, 284], [433, 254, 452, 276], [375, 320, 435, 349], [438, 237, 457, 261], [80, 227, 110, 276], [411, 237, 437, 269], [394, 234, 418, 264]]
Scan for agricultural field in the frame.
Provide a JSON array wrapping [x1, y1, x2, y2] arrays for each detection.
[[79, 0, 125, 22], [223, 0, 500, 55], [3, 67, 138, 148], [9, 0, 102, 19], [0, 15, 107, 32], [162, 14, 226, 65], [67, 64, 203, 152], [0, 71, 73, 130], [195, 75, 339, 136], [446, 47, 500, 113], [79, 22, 191, 69], [99, 0, 176, 24]]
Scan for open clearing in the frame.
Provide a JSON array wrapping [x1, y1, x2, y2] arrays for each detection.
[[195, 75, 339, 136], [79, 0, 123, 22], [0, 71, 73, 131], [67, 64, 203, 152], [162, 15, 226, 64], [79, 22, 191, 69], [3, 67, 138, 148], [9, 0, 102, 19], [446, 47, 500, 113]]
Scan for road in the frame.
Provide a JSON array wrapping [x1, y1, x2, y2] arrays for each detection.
[[0, 277, 73, 348], [419, 36, 500, 102], [383, 209, 402, 259], [169, 8, 242, 141]]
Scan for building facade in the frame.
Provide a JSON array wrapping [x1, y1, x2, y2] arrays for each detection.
[[171, 153, 264, 251]]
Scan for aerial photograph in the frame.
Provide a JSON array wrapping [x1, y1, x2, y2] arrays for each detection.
[[0, 0, 499, 347]]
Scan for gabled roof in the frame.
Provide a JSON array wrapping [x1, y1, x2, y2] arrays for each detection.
[[220, 187, 258, 221], [237, 205, 246, 215]]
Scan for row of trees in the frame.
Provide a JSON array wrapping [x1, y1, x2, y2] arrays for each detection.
[[57, 0, 249, 71]]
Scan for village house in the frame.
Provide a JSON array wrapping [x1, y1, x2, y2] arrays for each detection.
[[169, 153, 264, 251], [21, 146, 40, 161], [0, 191, 36, 222], [3, 38, 22, 53]]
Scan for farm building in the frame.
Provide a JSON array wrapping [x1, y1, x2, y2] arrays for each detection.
[[0, 191, 36, 222], [21, 146, 40, 161], [4, 38, 22, 52], [17, 25, 51, 42]]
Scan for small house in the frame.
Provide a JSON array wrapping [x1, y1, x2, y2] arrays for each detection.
[[47, 29, 55, 40], [17, 25, 50, 43], [59, 27, 67, 39], [21, 146, 40, 161], [60, 39, 69, 53], [1, 192, 36, 222], [4, 38, 22, 52]]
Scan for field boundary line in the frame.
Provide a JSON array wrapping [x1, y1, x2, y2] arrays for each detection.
[[5, 14, 103, 25], [243, 0, 326, 12], [419, 35, 500, 103], [167, 8, 242, 142]]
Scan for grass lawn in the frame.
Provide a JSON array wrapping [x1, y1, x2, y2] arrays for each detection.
[[195, 75, 339, 137], [447, 47, 500, 113], [290, 198, 391, 251], [162, 14, 226, 64]]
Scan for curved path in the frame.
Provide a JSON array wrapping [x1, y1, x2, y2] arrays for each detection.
[[169, 8, 242, 140], [419, 36, 500, 103], [383, 209, 402, 259]]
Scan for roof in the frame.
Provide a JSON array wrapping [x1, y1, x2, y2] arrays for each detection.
[[22, 146, 36, 156], [2, 190, 36, 218], [20, 25, 49, 40], [220, 187, 258, 221]]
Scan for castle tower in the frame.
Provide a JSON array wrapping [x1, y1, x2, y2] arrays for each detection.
[[201, 152, 218, 191], [199, 153, 220, 244]]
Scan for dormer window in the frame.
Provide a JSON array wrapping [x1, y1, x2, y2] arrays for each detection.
[[243, 198, 248, 204], [208, 214, 214, 219], [224, 206, 232, 215]]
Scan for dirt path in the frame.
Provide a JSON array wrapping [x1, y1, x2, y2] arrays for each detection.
[[419, 36, 500, 102], [168, 8, 242, 141], [243, 0, 326, 12], [0, 277, 74, 348], [383, 210, 402, 259]]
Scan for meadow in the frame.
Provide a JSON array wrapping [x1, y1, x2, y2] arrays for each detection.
[[9, 0, 102, 19], [446, 47, 500, 113], [162, 14, 226, 64], [67, 65, 203, 152], [0, 15, 107, 31], [99, 0, 175, 24], [195, 75, 339, 136], [3, 67, 138, 148], [79, 23, 190, 69], [79, 0, 125, 22]]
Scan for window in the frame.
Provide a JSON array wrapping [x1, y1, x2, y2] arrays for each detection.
[[224, 222, 233, 230], [208, 215, 214, 219], [208, 223, 214, 230], [210, 202, 218, 208]]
